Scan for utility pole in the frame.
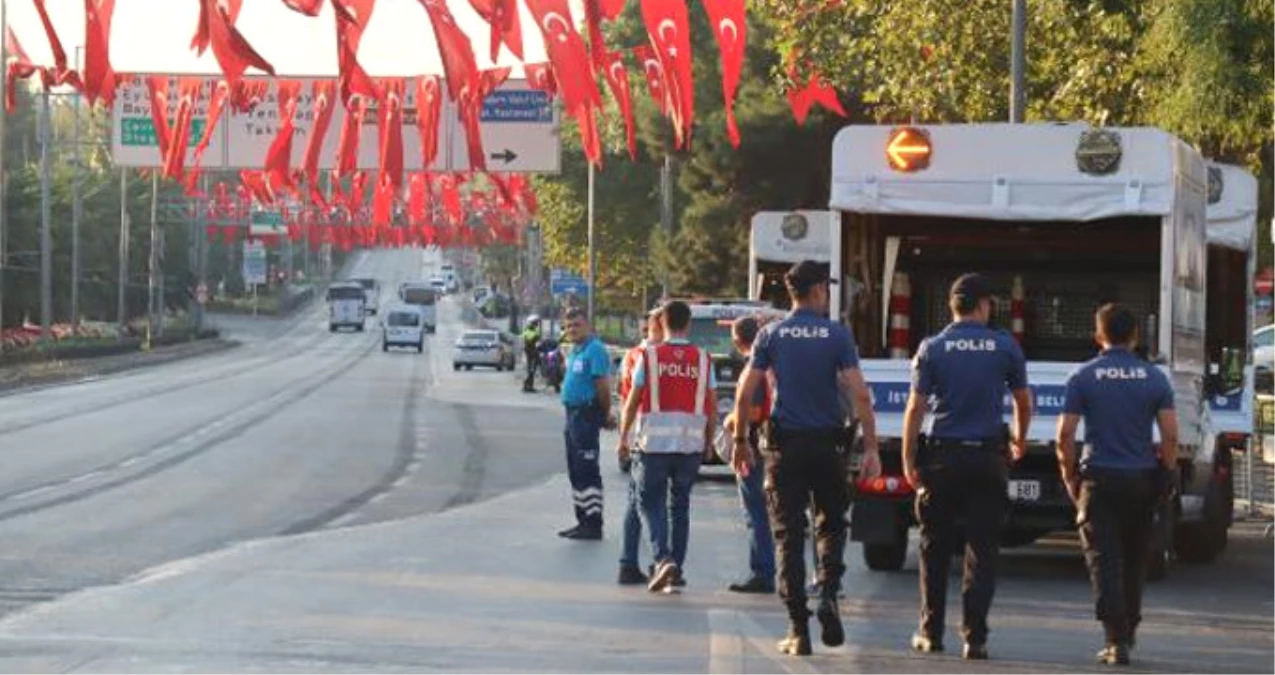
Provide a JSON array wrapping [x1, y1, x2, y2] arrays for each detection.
[[118, 169, 129, 335], [39, 88, 52, 344], [1010, 0, 1027, 122], [0, 0, 8, 346], [660, 154, 673, 299], [71, 47, 83, 328], [586, 162, 596, 325], [147, 172, 159, 344]]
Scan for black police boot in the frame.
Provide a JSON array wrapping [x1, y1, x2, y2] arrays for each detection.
[[962, 642, 989, 660], [617, 565, 648, 585], [1097, 643, 1130, 666], [910, 633, 944, 653], [563, 525, 603, 541], [777, 619, 812, 656], [727, 575, 775, 594], [816, 594, 845, 647]]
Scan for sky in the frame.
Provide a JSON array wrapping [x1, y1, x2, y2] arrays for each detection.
[[3, 0, 587, 77]]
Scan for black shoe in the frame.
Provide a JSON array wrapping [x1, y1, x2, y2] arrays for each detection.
[[777, 621, 812, 656], [557, 525, 579, 538], [816, 595, 845, 647], [618, 565, 648, 585], [1097, 643, 1130, 666], [911, 633, 945, 653], [728, 576, 775, 594], [670, 568, 686, 588], [563, 526, 602, 541], [963, 642, 989, 660]]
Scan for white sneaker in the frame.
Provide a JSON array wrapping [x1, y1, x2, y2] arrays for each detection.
[[648, 561, 679, 593]]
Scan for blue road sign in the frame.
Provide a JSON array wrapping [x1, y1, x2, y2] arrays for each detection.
[[481, 90, 553, 123], [550, 270, 589, 298]]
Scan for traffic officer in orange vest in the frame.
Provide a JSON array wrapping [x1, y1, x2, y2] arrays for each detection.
[[618, 300, 716, 593], [615, 304, 666, 585]]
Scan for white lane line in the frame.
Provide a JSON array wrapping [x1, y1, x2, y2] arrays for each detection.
[[118, 456, 143, 468], [66, 471, 103, 485], [405, 460, 421, 475], [368, 493, 388, 505], [327, 512, 359, 528], [707, 609, 746, 675], [7, 485, 58, 501], [390, 475, 410, 489]]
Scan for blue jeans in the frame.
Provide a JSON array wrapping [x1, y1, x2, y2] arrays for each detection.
[[738, 455, 776, 579], [635, 452, 701, 566], [563, 405, 604, 529], [620, 472, 643, 567]]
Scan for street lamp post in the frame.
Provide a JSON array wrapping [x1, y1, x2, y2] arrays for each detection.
[[71, 47, 83, 328], [39, 88, 52, 344], [1010, 0, 1027, 122]]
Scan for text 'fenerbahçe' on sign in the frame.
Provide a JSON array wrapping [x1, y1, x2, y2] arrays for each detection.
[[885, 126, 932, 172]]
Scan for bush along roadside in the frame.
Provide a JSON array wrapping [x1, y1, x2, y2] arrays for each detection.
[[205, 284, 317, 317], [0, 325, 222, 367]]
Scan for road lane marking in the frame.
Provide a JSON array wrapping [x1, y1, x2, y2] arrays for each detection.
[[707, 609, 746, 674], [6, 485, 58, 501], [734, 612, 819, 675]]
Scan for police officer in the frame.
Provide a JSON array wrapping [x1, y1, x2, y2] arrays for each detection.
[[522, 316, 543, 392], [724, 315, 776, 594], [902, 273, 1032, 660], [732, 261, 881, 656], [557, 308, 614, 540], [1056, 303, 1178, 666], [619, 301, 716, 592], [614, 305, 666, 585]]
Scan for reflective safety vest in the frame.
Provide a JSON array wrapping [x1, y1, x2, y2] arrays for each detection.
[[637, 343, 711, 455]]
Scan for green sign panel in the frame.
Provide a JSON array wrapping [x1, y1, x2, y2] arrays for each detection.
[[249, 210, 286, 236], [120, 118, 207, 148]]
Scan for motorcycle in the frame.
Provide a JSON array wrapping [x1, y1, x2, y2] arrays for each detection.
[[541, 345, 564, 393]]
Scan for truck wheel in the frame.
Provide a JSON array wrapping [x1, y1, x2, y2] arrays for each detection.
[[863, 524, 908, 572]]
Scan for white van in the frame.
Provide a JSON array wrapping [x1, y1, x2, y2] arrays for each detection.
[[327, 282, 366, 332], [382, 305, 425, 353], [398, 282, 438, 333], [352, 277, 380, 315]]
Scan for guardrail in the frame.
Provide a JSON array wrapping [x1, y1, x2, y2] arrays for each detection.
[[1236, 394, 1275, 520]]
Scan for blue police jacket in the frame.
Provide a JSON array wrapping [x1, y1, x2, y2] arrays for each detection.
[[750, 309, 859, 431], [913, 320, 1028, 441], [1063, 347, 1174, 471]]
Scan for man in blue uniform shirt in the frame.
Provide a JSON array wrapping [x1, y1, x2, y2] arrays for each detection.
[[557, 308, 615, 540], [732, 260, 881, 657], [902, 272, 1032, 661], [1056, 303, 1178, 666]]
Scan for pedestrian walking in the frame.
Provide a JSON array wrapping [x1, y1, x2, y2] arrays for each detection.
[[1056, 303, 1179, 666], [619, 301, 716, 593], [557, 308, 614, 540], [722, 315, 776, 594], [902, 273, 1032, 660], [731, 261, 881, 656], [615, 305, 666, 585]]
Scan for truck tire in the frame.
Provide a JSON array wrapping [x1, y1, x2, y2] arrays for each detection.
[[863, 524, 908, 572]]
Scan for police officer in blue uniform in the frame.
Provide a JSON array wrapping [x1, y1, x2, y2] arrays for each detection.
[[732, 261, 881, 656], [1056, 303, 1179, 666], [557, 308, 615, 540], [902, 273, 1032, 660]]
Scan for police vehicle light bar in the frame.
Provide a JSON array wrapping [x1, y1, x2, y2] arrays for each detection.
[[886, 127, 931, 172]]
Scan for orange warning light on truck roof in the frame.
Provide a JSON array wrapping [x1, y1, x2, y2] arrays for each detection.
[[886, 127, 932, 172]]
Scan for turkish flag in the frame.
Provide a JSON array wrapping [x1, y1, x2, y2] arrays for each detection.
[[377, 78, 406, 194], [83, 0, 117, 107], [191, 80, 229, 172], [601, 51, 637, 160], [633, 45, 668, 115], [335, 97, 368, 178], [418, 0, 481, 105], [350, 170, 370, 211], [523, 62, 558, 98], [194, 0, 276, 88], [786, 64, 847, 125], [439, 174, 463, 225], [192, 0, 240, 54], [583, 0, 609, 74], [303, 80, 337, 186], [263, 80, 303, 194], [230, 79, 270, 112], [525, 0, 601, 116], [701, 0, 745, 148], [640, 0, 694, 149], [146, 77, 174, 165], [240, 170, 275, 205], [371, 180, 393, 227], [282, 0, 324, 16], [32, 0, 76, 88], [6, 29, 38, 113], [408, 173, 431, 225], [415, 75, 443, 168], [333, 0, 379, 107], [162, 78, 204, 181], [456, 66, 510, 171], [468, 0, 523, 62]]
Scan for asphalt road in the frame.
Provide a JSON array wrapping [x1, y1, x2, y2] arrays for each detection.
[[0, 248, 1268, 672], [0, 248, 565, 615]]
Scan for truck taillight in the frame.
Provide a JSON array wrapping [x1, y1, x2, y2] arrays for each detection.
[[855, 476, 914, 496]]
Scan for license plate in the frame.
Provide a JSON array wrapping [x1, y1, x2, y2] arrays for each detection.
[[1007, 480, 1041, 502]]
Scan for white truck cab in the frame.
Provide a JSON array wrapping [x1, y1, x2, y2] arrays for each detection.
[[823, 123, 1231, 577], [327, 282, 367, 332]]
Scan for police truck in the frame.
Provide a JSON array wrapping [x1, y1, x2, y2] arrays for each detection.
[[812, 123, 1238, 579]]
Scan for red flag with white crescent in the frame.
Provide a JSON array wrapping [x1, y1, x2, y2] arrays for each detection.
[[377, 78, 406, 194], [32, 0, 79, 88], [146, 77, 174, 166], [193, 0, 276, 88], [601, 51, 637, 160], [83, 0, 118, 107], [418, 0, 481, 105], [335, 97, 368, 178], [523, 62, 558, 98], [163, 78, 204, 181], [5, 29, 39, 112], [632, 45, 668, 115], [333, 0, 379, 107], [524, 0, 601, 114], [701, 0, 745, 147], [263, 80, 303, 194], [415, 75, 443, 168], [640, 0, 693, 148], [303, 80, 337, 186], [467, 0, 523, 62], [786, 62, 847, 125]]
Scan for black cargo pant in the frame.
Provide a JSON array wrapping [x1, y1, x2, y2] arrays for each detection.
[[762, 428, 849, 620], [1077, 467, 1157, 645], [915, 443, 1008, 645]]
